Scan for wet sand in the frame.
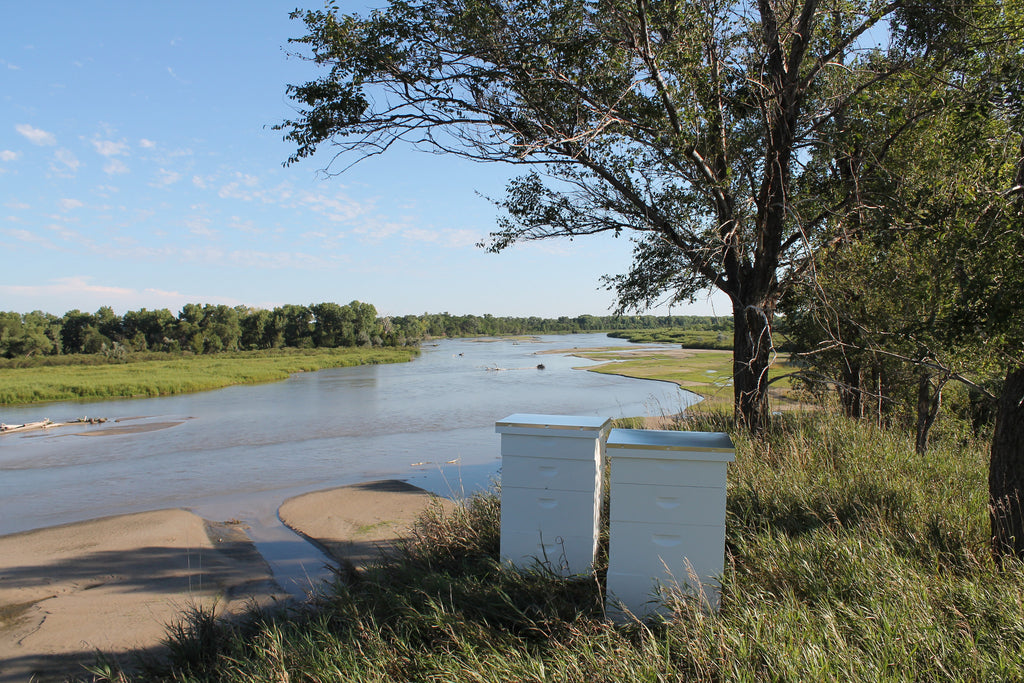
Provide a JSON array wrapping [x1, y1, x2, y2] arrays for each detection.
[[279, 480, 455, 568], [0, 481, 451, 682]]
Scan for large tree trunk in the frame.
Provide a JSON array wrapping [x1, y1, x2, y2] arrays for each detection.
[[733, 301, 774, 435], [990, 366, 1024, 563]]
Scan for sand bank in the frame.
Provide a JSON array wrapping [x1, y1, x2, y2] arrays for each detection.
[[279, 479, 456, 568], [0, 508, 286, 682], [0, 480, 451, 681]]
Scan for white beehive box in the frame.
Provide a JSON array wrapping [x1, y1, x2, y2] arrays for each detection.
[[496, 414, 612, 575], [605, 428, 734, 618]]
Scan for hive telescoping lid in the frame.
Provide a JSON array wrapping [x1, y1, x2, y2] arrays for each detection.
[[496, 414, 612, 437], [606, 428, 734, 460]]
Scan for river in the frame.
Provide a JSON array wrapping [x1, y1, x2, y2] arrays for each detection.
[[0, 334, 697, 594]]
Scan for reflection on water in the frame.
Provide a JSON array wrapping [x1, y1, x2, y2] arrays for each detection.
[[0, 334, 696, 591]]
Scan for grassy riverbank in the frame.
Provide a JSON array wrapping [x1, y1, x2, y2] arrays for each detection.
[[96, 410, 1024, 682], [0, 347, 418, 406], [554, 345, 803, 412], [608, 327, 732, 349]]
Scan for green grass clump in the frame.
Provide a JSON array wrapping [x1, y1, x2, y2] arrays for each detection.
[[575, 348, 736, 386], [609, 328, 733, 349], [572, 347, 802, 412], [0, 347, 418, 405], [95, 412, 1024, 682]]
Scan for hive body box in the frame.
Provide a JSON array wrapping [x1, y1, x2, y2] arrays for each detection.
[[605, 428, 735, 617], [496, 414, 612, 575]]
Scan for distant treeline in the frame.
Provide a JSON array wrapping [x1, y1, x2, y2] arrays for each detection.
[[0, 304, 732, 359], [420, 312, 732, 338]]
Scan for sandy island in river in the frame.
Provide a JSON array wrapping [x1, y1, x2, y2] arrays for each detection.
[[0, 481, 451, 682]]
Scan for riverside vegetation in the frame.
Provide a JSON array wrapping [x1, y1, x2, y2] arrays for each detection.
[[88, 410, 1024, 682], [0, 308, 732, 405], [0, 304, 731, 359], [0, 348, 419, 405], [560, 346, 802, 412]]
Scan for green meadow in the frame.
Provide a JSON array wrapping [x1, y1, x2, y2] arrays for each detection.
[[562, 346, 802, 412], [0, 347, 418, 406]]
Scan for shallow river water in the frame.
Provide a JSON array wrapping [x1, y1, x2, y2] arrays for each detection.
[[0, 334, 696, 594]]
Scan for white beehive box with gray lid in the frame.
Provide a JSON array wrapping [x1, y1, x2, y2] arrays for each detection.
[[605, 428, 735, 617], [496, 413, 612, 575]]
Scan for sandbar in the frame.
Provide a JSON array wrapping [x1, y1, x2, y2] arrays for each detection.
[[0, 480, 453, 681], [279, 480, 455, 568], [0, 509, 285, 682]]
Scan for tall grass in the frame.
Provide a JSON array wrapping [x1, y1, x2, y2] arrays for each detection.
[[96, 412, 1024, 682], [0, 348, 417, 405]]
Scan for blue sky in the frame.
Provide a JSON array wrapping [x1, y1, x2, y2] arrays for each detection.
[[1, 1, 727, 319]]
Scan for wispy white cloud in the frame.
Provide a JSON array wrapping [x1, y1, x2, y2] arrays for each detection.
[[139, 138, 156, 149], [104, 159, 129, 175], [229, 216, 263, 235], [390, 225, 430, 242], [226, 249, 333, 269], [263, 182, 294, 204], [211, 173, 482, 251], [348, 216, 409, 243], [185, 216, 216, 237], [59, 277, 133, 296], [167, 67, 189, 84], [2, 227, 56, 248], [444, 229, 481, 248], [91, 138, 130, 157], [143, 286, 190, 299], [402, 227, 481, 248], [0, 278, 244, 315], [59, 198, 84, 210], [5, 201, 31, 210], [299, 228, 348, 252], [0, 277, 141, 304], [153, 168, 182, 186], [141, 288, 245, 311], [520, 240, 576, 256], [51, 148, 80, 176], [43, 222, 89, 245], [298, 190, 368, 223], [217, 173, 261, 200], [1, 150, 20, 162], [110, 232, 137, 248], [101, 239, 337, 272], [16, 124, 56, 146], [210, 176, 377, 234]]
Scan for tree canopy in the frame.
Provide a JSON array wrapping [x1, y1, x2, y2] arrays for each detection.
[[776, 0, 1024, 556], [277, 0, 1012, 432]]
